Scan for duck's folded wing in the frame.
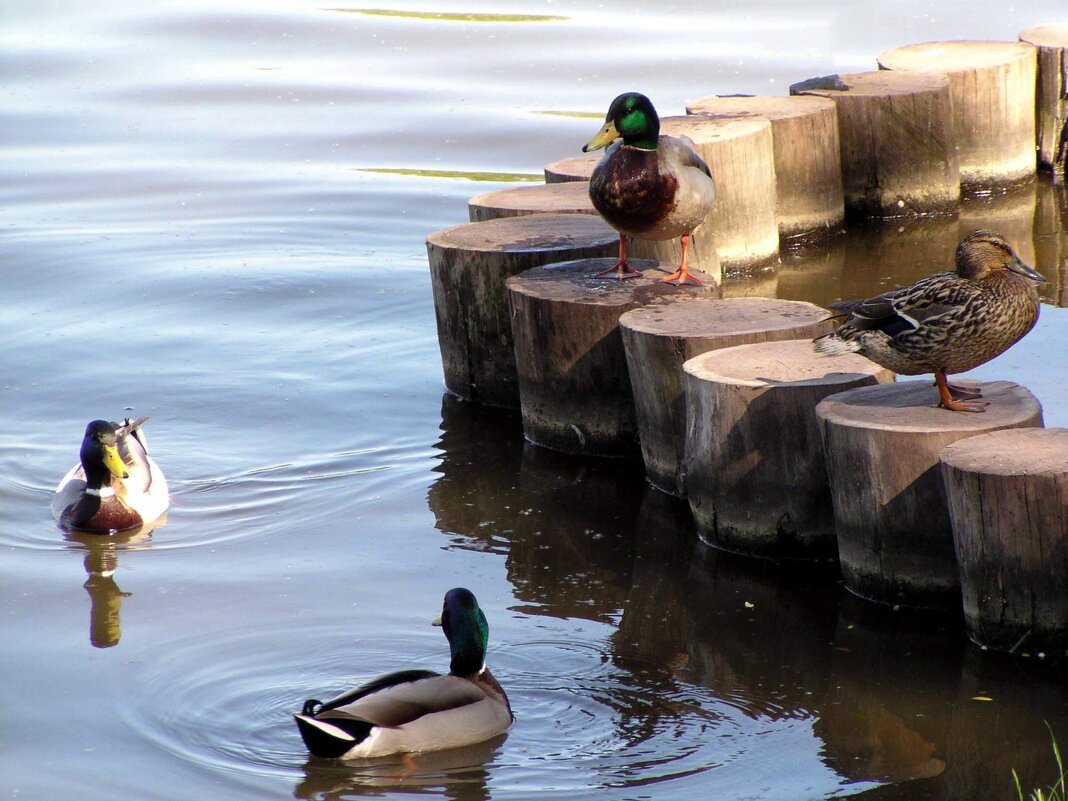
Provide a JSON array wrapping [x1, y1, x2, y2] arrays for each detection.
[[320, 674, 487, 728], [659, 135, 712, 178], [832, 273, 978, 336]]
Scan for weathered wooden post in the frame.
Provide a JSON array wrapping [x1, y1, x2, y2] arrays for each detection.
[[1020, 24, 1068, 181], [685, 94, 845, 243], [941, 428, 1068, 654], [791, 71, 960, 218], [684, 339, 893, 557], [877, 41, 1037, 189], [543, 154, 598, 184], [468, 181, 596, 222], [656, 115, 779, 273], [816, 380, 1043, 609], [619, 297, 833, 496], [427, 214, 616, 407], [507, 259, 716, 457]]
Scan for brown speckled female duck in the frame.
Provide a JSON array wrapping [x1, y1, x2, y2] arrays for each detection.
[[582, 92, 715, 286], [814, 230, 1044, 412]]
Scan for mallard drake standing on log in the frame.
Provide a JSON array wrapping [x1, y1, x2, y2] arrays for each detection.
[[814, 230, 1044, 412], [583, 92, 715, 286]]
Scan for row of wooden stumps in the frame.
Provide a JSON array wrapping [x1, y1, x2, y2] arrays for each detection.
[[426, 29, 1068, 656]]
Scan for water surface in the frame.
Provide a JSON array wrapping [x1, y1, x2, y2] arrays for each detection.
[[2, 2, 1068, 800]]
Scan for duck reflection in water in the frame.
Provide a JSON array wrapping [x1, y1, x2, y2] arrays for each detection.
[[293, 734, 502, 801], [66, 526, 153, 648]]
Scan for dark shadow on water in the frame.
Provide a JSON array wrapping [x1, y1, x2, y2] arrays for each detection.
[[427, 392, 1068, 800]]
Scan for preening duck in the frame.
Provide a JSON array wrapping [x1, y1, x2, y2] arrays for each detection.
[[583, 91, 715, 286], [52, 417, 169, 532], [294, 587, 513, 759], [814, 230, 1044, 411]]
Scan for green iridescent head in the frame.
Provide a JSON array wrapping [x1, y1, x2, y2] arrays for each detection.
[[582, 92, 660, 152], [439, 587, 490, 676]]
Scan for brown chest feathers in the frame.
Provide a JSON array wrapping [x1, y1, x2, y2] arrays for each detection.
[[588, 146, 677, 236]]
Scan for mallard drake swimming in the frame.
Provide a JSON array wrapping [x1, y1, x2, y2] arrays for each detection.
[[294, 587, 513, 759], [814, 230, 1043, 411], [582, 92, 715, 286], [52, 417, 169, 532]]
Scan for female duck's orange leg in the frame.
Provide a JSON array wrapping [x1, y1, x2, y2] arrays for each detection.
[[596, 235, 642, 279], [659, 233, 703, 286], [935, 370, 987, 412]]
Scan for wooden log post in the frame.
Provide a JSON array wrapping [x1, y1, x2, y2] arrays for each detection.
[[815, 380, 1043, 609], [684, 339, 893, 558], [940, 428, 1068, 654], [543, 154, 598, 184], [506, 259, 716, 457], [468, 181, 596, 222], [877, 41, 1038, 190], [426, 214, 617, 408], [1020, 25, 1068, 181], [791, 71, 960, 218], [685, 94, 845, 243], [655, 115, 779, 274], [619, 297, 833, 496]]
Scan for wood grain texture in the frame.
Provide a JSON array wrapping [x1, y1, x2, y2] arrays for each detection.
[[468, 182, 596, 222], [816, 380, 1043, 608], [682, 338, 893, 557], [686, 95, 845, 241], [619, 297, 833, 496], [543, 154, 599, 184], [941, 427, 1068, 653], [506, 258, 716, 457], [1020, 24, 1068, 180], [791, 70, 960, 218], [427, 214, 616, 407], [878, 40, 1037, 189]]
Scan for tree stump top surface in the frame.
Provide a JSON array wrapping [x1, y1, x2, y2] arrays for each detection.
[[506, 258, 715, 306], [468, 181, 595, 216], [659, 114, 771, 144], [619, 296, 827, 338], [544, 154, 599, 179], [941, 427, 1068, 476], [426, 212, 616, 253], [791, 70, 950, 98], [1020, 24, 1068, 47], [685, 94, 837, 121], [816, 379, 1042, 433], [878, 40, 1037, 72], [683, 337, 888, 387]]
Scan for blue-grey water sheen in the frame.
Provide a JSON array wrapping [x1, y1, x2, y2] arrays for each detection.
[[3, 2, 1068, 800]]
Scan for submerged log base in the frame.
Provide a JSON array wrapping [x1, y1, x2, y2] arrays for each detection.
[[1019, 24, 1068, 180], [506, 258, 717, 458], [619, 297, 834, 496], [427, 213, 617, 408], [468, 181, 596, 222], [877, 40, 1037, 190], [791, 71, 960, 219], [656, 115, 779, 273], [686, 94, 845, 242], [683, 339, 892, 558], [941, 428, 1068, 654], [816, 380, 1043, 610], [543, 154, 599, 184]]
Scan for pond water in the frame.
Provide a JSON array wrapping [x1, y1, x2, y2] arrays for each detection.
[[2, 2, 1068, 800]]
